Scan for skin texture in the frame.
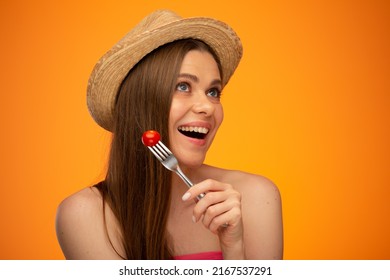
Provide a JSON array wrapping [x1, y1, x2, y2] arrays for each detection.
[[55, 50, 283, 260]]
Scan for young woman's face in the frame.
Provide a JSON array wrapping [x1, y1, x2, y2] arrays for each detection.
[[169, 50, 224, 169]]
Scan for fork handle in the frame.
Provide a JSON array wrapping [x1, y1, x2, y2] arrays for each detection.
[[175, 168, 205, 201]]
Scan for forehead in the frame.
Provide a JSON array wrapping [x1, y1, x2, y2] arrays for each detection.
[[179, 50, 221, 79]]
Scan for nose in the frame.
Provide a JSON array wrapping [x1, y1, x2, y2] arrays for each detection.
[[191, 92, 215, 116]]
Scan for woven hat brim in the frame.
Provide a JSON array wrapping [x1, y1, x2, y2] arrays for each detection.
[[87, 16, 243, 131]]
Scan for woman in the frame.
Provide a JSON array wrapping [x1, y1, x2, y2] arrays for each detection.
[[56, 10, 283, 260]]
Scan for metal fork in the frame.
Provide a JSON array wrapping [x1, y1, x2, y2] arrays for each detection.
[[147, 140, 205, 201]]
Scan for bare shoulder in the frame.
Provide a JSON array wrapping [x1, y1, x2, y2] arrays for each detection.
[[55, 187, 124, 259], [230, 170, 281, 206], [204, 166, 283, 259], [205, 165, 281, 202], [56, 187, 102, 220]]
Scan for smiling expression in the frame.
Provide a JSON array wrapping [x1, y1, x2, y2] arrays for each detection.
[[169, 50, 224, 169]]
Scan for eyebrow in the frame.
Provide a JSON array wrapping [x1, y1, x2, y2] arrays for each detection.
[[178, 73, 222, 87]]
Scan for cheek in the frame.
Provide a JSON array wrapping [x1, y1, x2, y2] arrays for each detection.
[[168, 99, 184, 129], [215, 105, 224, 128]]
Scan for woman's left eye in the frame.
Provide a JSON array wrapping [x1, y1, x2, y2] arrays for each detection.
[[207, 88, 222, 99]]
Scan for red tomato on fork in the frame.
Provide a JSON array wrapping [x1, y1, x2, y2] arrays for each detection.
[[142, 130, 161, 147]]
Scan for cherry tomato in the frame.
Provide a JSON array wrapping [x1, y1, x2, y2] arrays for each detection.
[[142, 130, 161, 147]]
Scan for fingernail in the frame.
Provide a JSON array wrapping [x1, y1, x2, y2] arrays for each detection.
[[182, 192, 191, 201], [192, 216, 196, 223]]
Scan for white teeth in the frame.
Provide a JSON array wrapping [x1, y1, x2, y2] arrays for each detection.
[[178, 126, 209, 134]]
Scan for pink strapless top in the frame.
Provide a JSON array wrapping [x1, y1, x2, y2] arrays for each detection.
[[174, 251, 223, 260]]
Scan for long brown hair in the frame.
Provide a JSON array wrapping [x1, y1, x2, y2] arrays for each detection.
[[96, 39, 222, 259]]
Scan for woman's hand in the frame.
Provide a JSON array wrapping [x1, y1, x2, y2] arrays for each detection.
[[181, 179, 245, 259]]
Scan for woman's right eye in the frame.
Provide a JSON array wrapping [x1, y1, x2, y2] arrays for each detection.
[[176, 82, 190, 92]]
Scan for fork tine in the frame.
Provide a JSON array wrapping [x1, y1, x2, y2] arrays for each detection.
[[154, 146, 167, 160], [148, 146, 163, 161], [157, 141, 172, 155], [156, 143, 172, 159], [155, 143, 169, 158]]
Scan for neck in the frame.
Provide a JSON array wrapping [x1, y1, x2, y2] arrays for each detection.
[[171, 170, 192, 198]]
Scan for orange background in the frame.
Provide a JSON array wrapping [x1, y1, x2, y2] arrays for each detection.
[[0, 0, 389, 259]]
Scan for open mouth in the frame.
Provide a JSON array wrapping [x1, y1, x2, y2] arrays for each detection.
[[178, 126, 209, 140]]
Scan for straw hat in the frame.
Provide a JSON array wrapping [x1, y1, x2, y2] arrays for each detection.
[[87, 10, 243, 131]]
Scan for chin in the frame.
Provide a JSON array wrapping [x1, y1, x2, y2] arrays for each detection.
[[177, 153, 206, 170]]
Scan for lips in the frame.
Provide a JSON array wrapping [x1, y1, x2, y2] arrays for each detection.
[[178, 125, 209, 140]]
